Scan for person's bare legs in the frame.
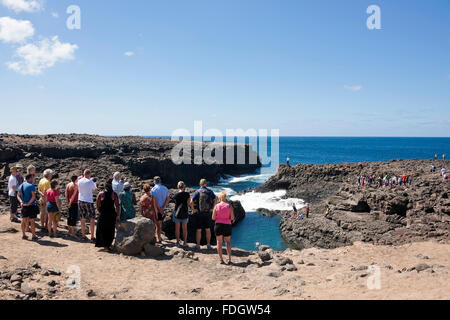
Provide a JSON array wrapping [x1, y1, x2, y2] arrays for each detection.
[[40, 205, 48, 229], [156, 221, 162, 242], [21, 217, 29, 238], [47, 212, 55, 236], [225, 236, 232, 263], [196, 229, 202, 246], [205, 228, 211, 246], [182, 223, 188, 245], [53, 213, 58, 236], [81, 218, 87, 239], [175, 222, 180, 244], [30, 219, 36, 238], [216, 235, 224, 263], [90, 218, 95, 240]]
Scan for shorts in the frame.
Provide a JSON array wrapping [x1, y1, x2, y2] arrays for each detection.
[[22, 205, 39, 219], [214, 223, 232, 237], [194, 212, 212, 230], [156, 211, 164, 222], [46, 202, 59, 213], [78, 201, 96, 220], [172, 212, 189, 224], [68, 203, 79, 227], [9, 196, 19, 214]]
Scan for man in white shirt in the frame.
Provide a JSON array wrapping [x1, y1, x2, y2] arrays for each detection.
[[151, 176, 170, 243], [8, 166, 19, 223], [77, 169, 98, 241]]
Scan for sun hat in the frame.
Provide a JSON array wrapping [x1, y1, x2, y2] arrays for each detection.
[[123, 182, 132, 190]]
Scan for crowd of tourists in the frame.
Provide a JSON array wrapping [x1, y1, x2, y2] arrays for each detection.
[[6, 164, 236, 265], [357, 174, 413, 188]]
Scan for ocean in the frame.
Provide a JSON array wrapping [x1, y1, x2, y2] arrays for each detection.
[[209, 137, 450, 251]]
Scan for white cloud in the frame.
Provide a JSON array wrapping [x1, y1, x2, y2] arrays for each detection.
[[344, 85, 363, 92], [1, 0, 42, 13], [124, 51, 135, 57], [51, 12, 59, 18], [7, 36, 78, 75], [0, 16, 34, 43]]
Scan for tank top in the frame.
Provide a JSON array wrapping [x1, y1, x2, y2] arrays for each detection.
[[215, 202, 232, 225], [67, 183, 78, 203]]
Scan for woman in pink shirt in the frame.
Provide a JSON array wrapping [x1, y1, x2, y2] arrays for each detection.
[[212, 192, 235, 265]]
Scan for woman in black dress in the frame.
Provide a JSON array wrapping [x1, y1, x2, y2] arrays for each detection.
[[95, 179, 120, 252]]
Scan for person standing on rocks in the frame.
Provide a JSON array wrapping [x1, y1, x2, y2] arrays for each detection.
[[172, 181, 194, 247], [305, 203, 310, 218], [119, 182, 136, 221], [112, 172, 125, 197], [8, 166, 20, 223], [192, 179, 217, 250], [77, 169, 98, 241], [26, 164, 36, 176], [151, 176, 170, 243], [38, 169, 54, 230], [65, 175, 79, 237], [95, 179, 120, 252], [444, 154, 446, 161], [212, 192, 234, 265], [17, 174, 39, 240]]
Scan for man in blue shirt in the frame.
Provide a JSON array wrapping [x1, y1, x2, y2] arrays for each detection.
[[192, 179, 217, 250], [151, 176, 170, 243], [17, 174, 39, 240]]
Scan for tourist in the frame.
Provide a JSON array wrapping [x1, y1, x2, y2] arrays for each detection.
[[443, 154, 446, 161], [65, 175, 79, 236], [17, 174, 39, 240], [38, 169, 54, 230], [45, 180, 62, 237], [305, 203, 310, 218], [325, 206, 332, 218], [212, 192, 235, 265], [77, 169, 98, 241], [140, 184, 156, 223], [112, 172, 125, 197], [119, 182, 136, 221], [8, 167, 19, 223], [442, 168, 447, 177], [26, 164, 36, 176], [435, 154, 438, 160], [172, 181, 194, 247], [95, 179, 120, 252], [431, 165, 436, 173], [192, 179, 217, 250], [15, 163, 24, 186], [151, 176, 170, 243], [286, 157, 290, 167]]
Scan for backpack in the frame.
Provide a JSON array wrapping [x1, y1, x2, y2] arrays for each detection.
[[198, 189, 213, 213]]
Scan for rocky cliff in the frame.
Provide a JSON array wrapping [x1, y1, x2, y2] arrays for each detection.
[[0, 134, 260, 220], [257, 160, 450, 249]]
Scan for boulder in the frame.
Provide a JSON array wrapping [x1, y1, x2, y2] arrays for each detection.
[[115, 217, 156, 256]]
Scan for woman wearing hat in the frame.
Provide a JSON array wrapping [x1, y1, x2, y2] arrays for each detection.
[[119, 182, 136, 221]]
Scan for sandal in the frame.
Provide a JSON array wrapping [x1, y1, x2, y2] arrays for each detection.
[[220, 260, 225, 265], [22, 235, 29, 240]]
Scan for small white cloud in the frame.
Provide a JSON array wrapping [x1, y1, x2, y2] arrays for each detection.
[[7, 36, 78, 75], [344, 85, 363, 92], [1, 0, 42, 13], [0, 16, 34, 43], [124, 51, 135, 57], [51, 12, 59, 18]]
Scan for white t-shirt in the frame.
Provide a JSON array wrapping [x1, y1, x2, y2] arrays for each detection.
[[8, 175, 18, 197], [77, 177, 97, 203]]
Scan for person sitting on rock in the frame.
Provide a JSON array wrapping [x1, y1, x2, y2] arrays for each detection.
[[441, 168, 446, 177], [119, 182, 136, 221], [212, 192, 235, 265]]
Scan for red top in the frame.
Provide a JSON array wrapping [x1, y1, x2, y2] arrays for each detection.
[[67, 183, 78, 203], [46, 189, 59, 203]]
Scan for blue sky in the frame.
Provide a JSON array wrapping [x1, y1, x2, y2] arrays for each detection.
[[0, 0, 449, 137]]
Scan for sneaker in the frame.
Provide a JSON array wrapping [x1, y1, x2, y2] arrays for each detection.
[[194, 245, 200, 251], [207, 244, 212, 250], [182, 242, 188, 248]]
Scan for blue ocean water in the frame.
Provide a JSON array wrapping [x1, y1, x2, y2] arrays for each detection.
[[212, 137, 450, 251]]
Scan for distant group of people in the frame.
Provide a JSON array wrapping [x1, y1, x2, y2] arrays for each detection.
[[7, 165, 236, 264], [357, 174, 412, 188], [284, 203, 310, 220]]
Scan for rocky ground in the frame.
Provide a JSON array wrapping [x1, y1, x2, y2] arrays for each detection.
[[1, 214, 449, 300], [256, 159, 450, 249]]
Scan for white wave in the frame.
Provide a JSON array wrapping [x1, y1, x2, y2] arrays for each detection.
[[231, 190, 305, 212], [221, 173, 272, 184], [210, 186, 237, 196]]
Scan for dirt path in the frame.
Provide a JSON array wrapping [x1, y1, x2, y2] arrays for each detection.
[[0, 214, 449, 300]]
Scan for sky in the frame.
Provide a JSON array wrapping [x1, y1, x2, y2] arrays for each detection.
[[0, 0, 449, 137]]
